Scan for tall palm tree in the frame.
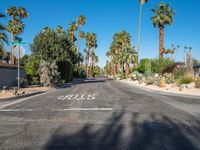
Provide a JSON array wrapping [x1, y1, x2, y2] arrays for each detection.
[[76, 15, 86, 53], [85, 33, 93, 77], [7, 6, 28, 64], [68, 21, 78, 42], [137, 0, 148, 54], [0, 12, 8, 60], [151, 2, 175, 58], [91, 33, 97, 75]]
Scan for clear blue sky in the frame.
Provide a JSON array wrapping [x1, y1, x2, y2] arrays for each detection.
[[1, 0, 200, 67]]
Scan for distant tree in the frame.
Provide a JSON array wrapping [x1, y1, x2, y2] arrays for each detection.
[[151, 2, 175, 58]]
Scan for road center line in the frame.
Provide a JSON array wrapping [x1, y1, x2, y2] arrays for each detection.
[[0, 108, 112, 112]]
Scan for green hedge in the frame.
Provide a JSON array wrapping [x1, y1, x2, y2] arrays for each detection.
[[57, 61, 73, 82]]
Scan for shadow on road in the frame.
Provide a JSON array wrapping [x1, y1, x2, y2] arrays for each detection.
[[44, 110, 200, 150], [56, 78, 113, 89]]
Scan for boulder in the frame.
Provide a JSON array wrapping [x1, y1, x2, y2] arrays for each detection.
[[179, 84, 187, 91], [186, 82, 195, 89], [2, 86, 9, 90]]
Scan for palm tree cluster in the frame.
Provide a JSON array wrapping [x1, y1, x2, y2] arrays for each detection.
[[66, 15, 99, 77], [105, 31, 138, 78], [85, 32, 98, 77]]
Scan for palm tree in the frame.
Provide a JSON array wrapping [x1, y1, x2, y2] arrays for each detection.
[[0, 12, 8, 61], [151, 2, 175, 58], [76, 15, 86, 53], [137, 0, 148, 54], [56, 25, 64, 34], [119, 46, 138, 78], [85, 33, 93, 77], [91, 33, 97, 75], [77, 15, 86, 37], [68, 21, 78, 42], [7, 6, 28, 64]]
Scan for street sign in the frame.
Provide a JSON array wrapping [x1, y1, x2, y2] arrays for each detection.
[[13, 45, 25, 59], [12, 41, 27, 46]]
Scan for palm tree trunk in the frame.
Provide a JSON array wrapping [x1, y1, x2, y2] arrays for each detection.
[[91, 48, 94, 77], [137, 3, 143, 54], [77, 26, 82, 54], [125, 63, 129, 78], [86, 47, 90, 78], [10, 33, 15, 65], [117, 63, 120, 75], [159, 26, 164, 58]]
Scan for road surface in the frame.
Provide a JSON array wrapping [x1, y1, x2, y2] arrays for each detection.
[[0, 78, 200, 150]]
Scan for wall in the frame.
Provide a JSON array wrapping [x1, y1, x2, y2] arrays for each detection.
[[0, 63, 26, 89]]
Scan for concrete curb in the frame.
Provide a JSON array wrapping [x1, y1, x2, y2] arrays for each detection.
[[0, 91, 47, 102], [119, 80, 200, 99]]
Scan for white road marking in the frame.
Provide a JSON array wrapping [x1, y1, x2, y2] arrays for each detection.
[[0, 108, 112, 112], [77, 94, 85, 100], [58, 94, 96, 101]]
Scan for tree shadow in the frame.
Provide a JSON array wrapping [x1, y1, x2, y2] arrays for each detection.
[[56, 78, 111, 89], [44, 110, 200, 150]]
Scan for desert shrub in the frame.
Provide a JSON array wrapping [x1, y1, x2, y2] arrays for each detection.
[[173, 67, 187, 79], [195, 78, 200, 88], [163, 73, 176, 84], [137, 58, 173, 75], [159, 78, 166, 88], [57, 61, 73, 82], [145, 76, 159, 85], [161, 62, 185, 74], [38, 60, 61, 86], [151, 58, 173, 73], [177, 73, 194, 85], [161, 63, 177, 74], [130, 71, 144, 81], [137, 59, 151, 74]]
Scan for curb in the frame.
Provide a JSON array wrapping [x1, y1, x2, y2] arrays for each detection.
[[119, 80, 200, 99], [0, 91, 47, 102]]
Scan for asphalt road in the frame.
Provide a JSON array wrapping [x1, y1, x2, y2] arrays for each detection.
[[0, 78, 200, 150]]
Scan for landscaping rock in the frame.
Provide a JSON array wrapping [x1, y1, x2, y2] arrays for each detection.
[[179, 84, 187, 91], [16, 91, 26, 96], [12, 90, 18, 95], [1, 90, 7, 94], [2, 86, 9, 90], [186, 82, 195, 89]]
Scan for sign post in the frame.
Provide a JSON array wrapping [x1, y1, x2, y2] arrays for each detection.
[[12, 41, 26, 91]]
